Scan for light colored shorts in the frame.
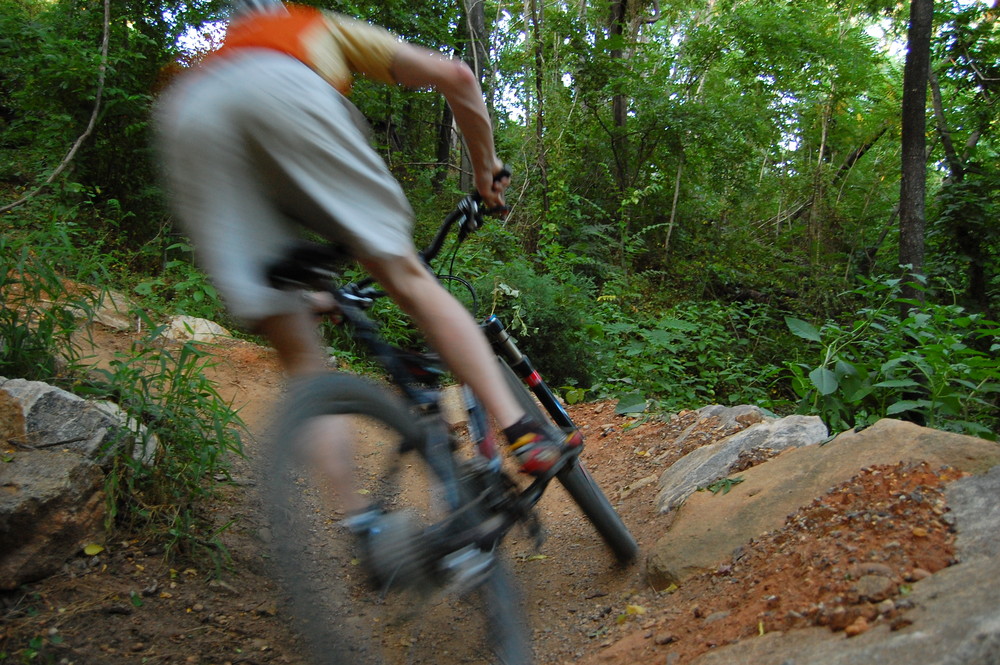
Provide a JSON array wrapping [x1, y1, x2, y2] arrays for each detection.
[[155, 50, 415, 325]]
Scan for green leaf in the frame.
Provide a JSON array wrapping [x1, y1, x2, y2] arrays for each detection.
[[615, 391, 647, 414], [699, 476, 745, 494], [785, 317, 822, 342], [874, 379, 921, 389], [886, 400, 932, 415], [645, 329, 677, 348], [809, 367, 839, 395], [658, 318, 699, 331]]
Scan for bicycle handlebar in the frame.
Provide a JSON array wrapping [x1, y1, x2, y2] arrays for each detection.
[[421, 164, 512, 263], [345, 177, 510, 299]]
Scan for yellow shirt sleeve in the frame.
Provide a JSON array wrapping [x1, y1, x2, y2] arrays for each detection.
[[320, 12, 400, 85]]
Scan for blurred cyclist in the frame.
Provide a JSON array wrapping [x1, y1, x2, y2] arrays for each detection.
[[155, 0, 579, 524]]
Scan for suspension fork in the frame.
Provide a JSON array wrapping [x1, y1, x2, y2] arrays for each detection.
[[482, 315, 575, 431]]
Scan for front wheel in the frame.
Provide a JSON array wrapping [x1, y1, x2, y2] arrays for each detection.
[[264, 372, 532, 665], [498, 363, 638, 564]]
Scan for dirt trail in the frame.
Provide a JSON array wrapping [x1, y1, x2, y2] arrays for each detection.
[[0, 324, 961, 665]]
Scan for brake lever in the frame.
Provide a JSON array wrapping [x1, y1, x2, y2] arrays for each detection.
[[460, 196, 510, 240], [457, 196, 483, 241]]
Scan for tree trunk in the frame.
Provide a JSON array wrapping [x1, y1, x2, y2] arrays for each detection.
[[458, 0, 488, 193], [898, 0, 933, 305], [433, 99, 454, 191], [664, 157, 683, 257], [608, 0, 629, 193], [526, 0, 549, 213]]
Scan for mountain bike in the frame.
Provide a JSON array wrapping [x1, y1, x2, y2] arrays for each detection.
[[262, 192, 637, 665]]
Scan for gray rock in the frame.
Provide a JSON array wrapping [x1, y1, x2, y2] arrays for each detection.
[[160, 315, 231, 343], [67, 287, 138, 331], [945, 464, 1000, 562], [655, 414, 828, 513], [0, 376, 157, 467], [0, 449, 105, 589]]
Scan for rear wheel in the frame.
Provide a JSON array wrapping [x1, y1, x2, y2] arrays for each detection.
[[264, 373, 531, 665], [498, 363, 638, 564]]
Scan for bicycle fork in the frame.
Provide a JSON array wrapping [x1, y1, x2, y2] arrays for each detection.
[[483, 315, 574, 431]]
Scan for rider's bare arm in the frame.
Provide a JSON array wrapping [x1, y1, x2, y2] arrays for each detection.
[[390, 44, 508, 207]]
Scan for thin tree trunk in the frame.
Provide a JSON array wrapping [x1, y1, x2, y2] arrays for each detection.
[[608, 0, 629, 193], [433, 99, 454, 191], [527, 0, 549, 213], [809, 92, 832, 263], [899, 0, 933, 305], [664, 158, 683, 257]]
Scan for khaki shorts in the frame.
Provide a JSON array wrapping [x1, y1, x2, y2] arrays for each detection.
[[155, 50, 414, 325]]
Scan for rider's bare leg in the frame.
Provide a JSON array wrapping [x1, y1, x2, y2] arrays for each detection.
[[256, 311, 368, 515], [359, 252, 525, 429]]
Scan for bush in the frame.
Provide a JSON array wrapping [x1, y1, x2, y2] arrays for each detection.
[[2, 228, 245, 566], [591, 299, 785, 412], [476, 260, 596, 388], [786, 275, 1000, 439], [0, 234, 91, 382], [77, 319, 246, 565]]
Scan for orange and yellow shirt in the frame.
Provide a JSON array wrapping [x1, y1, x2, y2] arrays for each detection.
[[215, 5, 400, 95]]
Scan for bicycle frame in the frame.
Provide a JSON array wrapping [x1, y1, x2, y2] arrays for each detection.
[[326, 282, 568, 551], [267, 193, 634, 564]]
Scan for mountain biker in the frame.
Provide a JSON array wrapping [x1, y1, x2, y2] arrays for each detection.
[[154, 0, 579, 523]]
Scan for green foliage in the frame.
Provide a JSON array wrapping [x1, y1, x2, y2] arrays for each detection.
[[133, 242, 226, 320], [476, 259, 596, 388], [928, 168, 1000, 314], [77, 318, 246, 563], [1, 0, 172, 251], [2, 221, 244, 567], [786, 276, 1000, 439], [0, 234, 91, 383], [698, 476, 745, 495], [592, 299, 785, 412]]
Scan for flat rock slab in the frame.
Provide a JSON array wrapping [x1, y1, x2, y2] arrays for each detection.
[[647, 419, 1000, 589], [655, 413, 828, 513]]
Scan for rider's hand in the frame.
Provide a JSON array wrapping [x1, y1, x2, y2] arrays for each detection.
[[476, 161, 510, 210]]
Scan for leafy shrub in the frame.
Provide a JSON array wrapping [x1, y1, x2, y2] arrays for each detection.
[[2, 228, 245, 565], [0, 235, 91, 382], [476, 260, 596, 388], [591, 299, 785, 411], [133, 242, 227, 321], [786, 276, 1000, 439], [78, 318, 246, 564]]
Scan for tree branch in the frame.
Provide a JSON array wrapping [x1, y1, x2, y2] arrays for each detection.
[[0, 0, 111, 214]]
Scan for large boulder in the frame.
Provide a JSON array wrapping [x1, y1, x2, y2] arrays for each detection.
[[647, 419, 1000, 590], [655, 411, 828, 513], [0, 376, 158, 589], [160, 315, 232, 343], [0, 449, 105, 589]]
